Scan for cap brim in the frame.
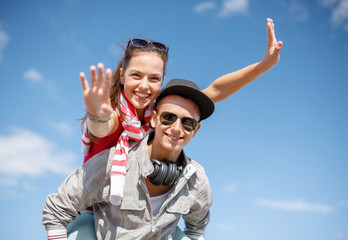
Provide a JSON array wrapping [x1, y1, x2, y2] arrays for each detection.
[[157, 84, 215, 120]]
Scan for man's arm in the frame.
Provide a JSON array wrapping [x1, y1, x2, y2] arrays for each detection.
[[183, 172, 212, 240], [42, 148, 112, 239]]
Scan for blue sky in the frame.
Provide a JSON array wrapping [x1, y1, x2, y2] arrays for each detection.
[[1, 0, 348, 239]]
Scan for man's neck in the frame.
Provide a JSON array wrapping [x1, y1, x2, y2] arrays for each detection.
[[147, 141, 181, 164]]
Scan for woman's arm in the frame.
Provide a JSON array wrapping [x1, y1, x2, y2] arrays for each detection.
[[80, 63, 120, 138], [202, 18, 283, 103]]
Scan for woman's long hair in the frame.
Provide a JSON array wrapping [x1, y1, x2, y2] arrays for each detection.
[[81, 40, 169, 141]]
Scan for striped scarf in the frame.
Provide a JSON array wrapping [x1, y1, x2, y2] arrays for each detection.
[[81, 90, 155, 205]]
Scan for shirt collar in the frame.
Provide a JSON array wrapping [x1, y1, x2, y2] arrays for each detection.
[[129, 134, 194, 177]]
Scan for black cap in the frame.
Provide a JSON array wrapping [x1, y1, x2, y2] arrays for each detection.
[[156, 78, 215, 120]]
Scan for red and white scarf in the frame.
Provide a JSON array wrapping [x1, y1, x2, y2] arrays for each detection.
[[81, 90, 155, 205]]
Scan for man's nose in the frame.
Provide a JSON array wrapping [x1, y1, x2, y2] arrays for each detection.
[[170, 118, 183, 132]]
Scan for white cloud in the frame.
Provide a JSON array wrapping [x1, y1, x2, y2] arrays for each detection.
[[331, 0, 348, 26], [215, 222, 235, 231], [22, 69, 64, 103], [0, 177, 18, 187], [288, 2, 309, 22], [194, 2, 217, 13], [335, 231, 344, 238], [255, 198, 335, 214], [248, 181, 264, 189], [320, 0, 348, 31], [320, 0, 338, 7], [225, 181, 239, 194], [0, 128, 77, 180], [218, 0, 248, 18], [0, 22, 10, 62], [53, 121, 75, 138], [0, 189, 25, 200], [23, 68, 43, 83], [338, 200, 348, 206]]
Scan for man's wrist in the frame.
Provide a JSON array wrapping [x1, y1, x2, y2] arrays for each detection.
[[47, 229, 68, 240]]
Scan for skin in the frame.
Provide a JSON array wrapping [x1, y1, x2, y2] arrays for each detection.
[[145, 95, 203, 240], [80, 18, 283, 138], [146, 95, 201, 198], [149, 95, 201, 163], [79, 18, 283, 239], [120, 53, 164, 119], [80, 53, 164, 137], [202, 18, 283, 102]]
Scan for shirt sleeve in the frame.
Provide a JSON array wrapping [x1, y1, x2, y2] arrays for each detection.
[[42, 148, 112, 238], [183, 168, 212, 240]]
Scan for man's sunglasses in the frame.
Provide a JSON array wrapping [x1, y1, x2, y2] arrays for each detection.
[[127, 38, 169, 53], [159, 111, 198, 132]]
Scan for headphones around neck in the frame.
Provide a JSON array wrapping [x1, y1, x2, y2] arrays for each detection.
[[147, 159, 183, 186]]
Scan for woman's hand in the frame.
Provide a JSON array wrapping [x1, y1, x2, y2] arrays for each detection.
[[80, 63, 114, 120], [261, 18, 283, 70]]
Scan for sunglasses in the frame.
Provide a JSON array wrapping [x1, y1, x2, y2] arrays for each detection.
[[127, 38, 169, 53], [159, 111, 198, 132]]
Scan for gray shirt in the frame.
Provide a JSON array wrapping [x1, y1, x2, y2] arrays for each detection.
[[42, 135, 212, 240]]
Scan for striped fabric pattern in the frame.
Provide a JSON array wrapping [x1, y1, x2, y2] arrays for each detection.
[[47, 229, 67, 240], [81, 130, 91, 156], [80, 90, 155, 206], [110, 91, 154, 205]]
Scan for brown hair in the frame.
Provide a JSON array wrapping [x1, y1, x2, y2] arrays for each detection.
[[81, 39, 169, 140]]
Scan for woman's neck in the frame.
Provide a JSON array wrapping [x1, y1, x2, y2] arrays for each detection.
[[136, 108, 145, 123]]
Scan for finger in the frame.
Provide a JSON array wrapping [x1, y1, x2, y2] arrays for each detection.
[[275, 41, 283, 51], [90, 65, 97, 87], [267, 18, 276, 40], [80, 72, 89, 91], [271, 21, 276, 40], [266, 20, 273, 48], [104, 68, 112, 94], [97, 63, 105, 88]]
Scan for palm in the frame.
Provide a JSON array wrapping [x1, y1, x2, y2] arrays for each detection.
[[264, 18, 283, 68], [80, 63, 113, 119]]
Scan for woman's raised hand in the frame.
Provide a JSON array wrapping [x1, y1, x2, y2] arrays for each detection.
[[80, 63, 114, 120], [262, 18, 283, 70]]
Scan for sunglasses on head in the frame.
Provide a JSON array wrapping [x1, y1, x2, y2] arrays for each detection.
[[127, 38, 169, 53], [159, 111, 198, 132]]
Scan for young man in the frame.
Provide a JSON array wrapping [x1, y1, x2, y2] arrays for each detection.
[[42, 79, 215, 240]]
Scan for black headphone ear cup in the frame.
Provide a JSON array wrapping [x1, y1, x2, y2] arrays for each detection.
[[150, 161, 160, 177], [148, 159, 160, 181], [162, 162, 176, 186], [151, 161, 167, 185], [148, 159, 183, 186], [172, 164, 182, 185]]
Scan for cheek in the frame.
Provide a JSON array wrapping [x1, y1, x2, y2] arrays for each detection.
[[124, 77, 136, 89], [151, 82, 162, 96]]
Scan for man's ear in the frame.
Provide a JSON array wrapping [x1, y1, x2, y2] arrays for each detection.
[[192, 122, 201, 137], [150, 110, 157, 128]]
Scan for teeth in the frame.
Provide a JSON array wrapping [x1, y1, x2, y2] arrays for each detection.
[[167, 134, 180, 140], [135, 92, 149, 98]]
